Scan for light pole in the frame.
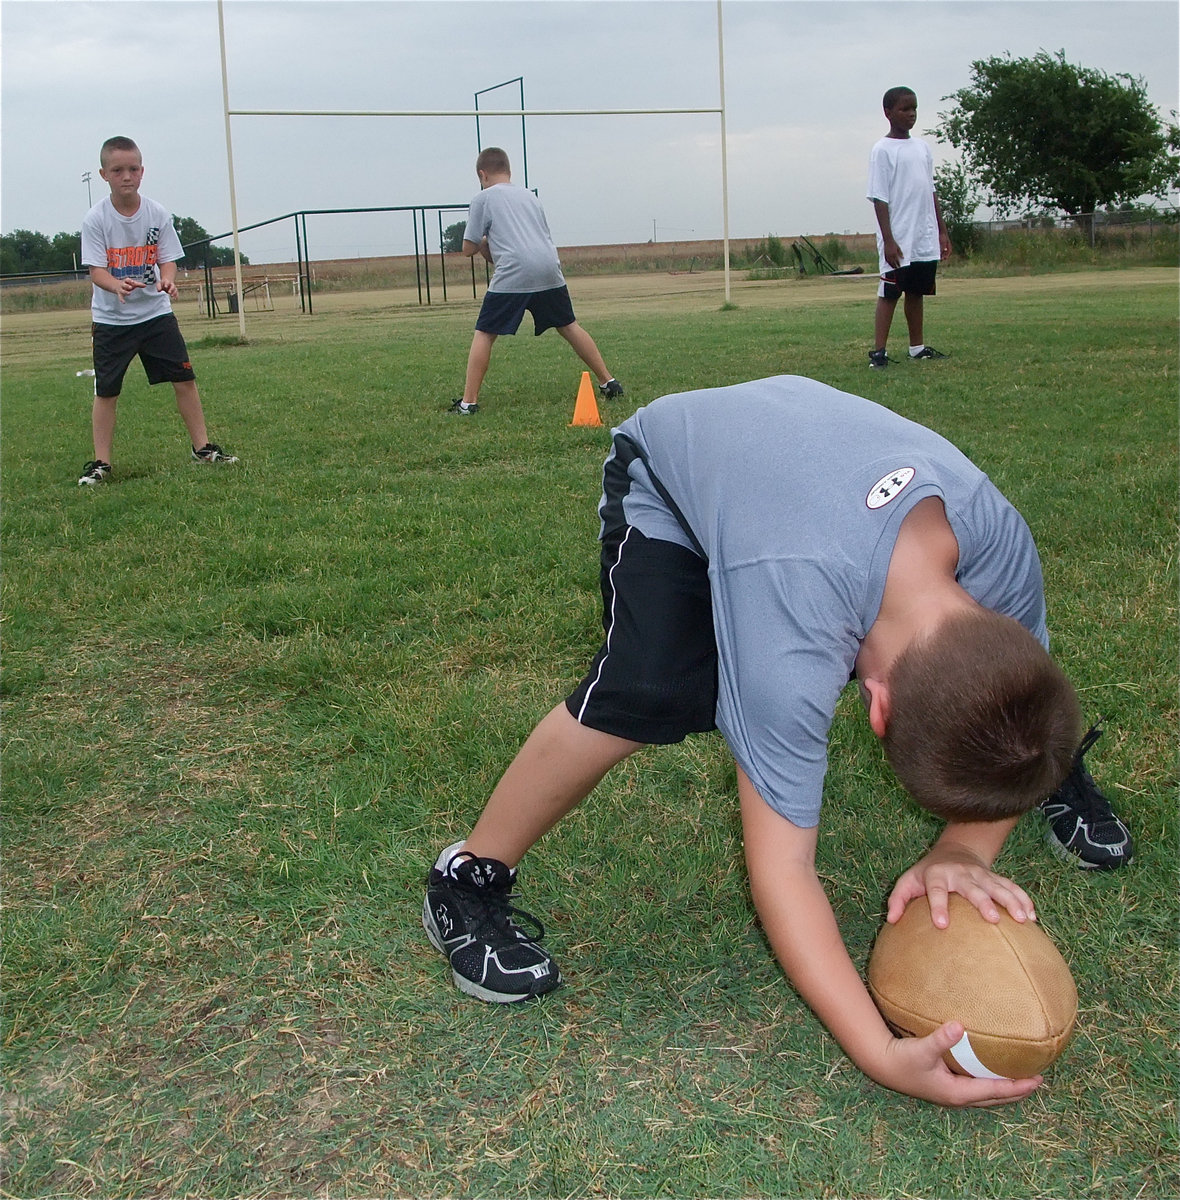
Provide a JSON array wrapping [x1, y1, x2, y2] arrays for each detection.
[[82, 171, 92, 207]]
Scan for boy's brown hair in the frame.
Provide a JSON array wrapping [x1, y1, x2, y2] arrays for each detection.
[[100, 136, 140, 167], [883, 608, 1081, 820], [476, 146, 511, 177]]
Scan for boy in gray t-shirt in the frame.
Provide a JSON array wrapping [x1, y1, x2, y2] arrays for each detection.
[[423, 376, 1132, 1107], [447, 148, 622, 415]]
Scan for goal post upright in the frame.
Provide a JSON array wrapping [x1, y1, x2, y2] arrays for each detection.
[[717, 0, 731, 303], [216, 0, 247, 339]]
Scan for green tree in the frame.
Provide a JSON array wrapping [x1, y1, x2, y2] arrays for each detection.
[[172, 215, 247, 268], [933, 161, 982, 256], [49, 231, 82, 272], [441, 220, 466, 253], [1, 229, 54, 273], [1167, 115, 1180, 191], [936, 50, 1179, 237]]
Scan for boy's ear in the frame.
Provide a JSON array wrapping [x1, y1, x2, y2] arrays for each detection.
[[862, 677, 891, 739]]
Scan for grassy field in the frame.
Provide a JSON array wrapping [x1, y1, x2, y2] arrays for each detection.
[[2, 266, 1177, 1199]]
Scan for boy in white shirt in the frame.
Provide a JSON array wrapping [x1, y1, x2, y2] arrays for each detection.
[[867, 88, 951, 368], [78, 136, 237, 485]]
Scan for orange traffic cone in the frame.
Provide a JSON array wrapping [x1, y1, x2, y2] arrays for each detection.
[[569, 371, 603, 427]]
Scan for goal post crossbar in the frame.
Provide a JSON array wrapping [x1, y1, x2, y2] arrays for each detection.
[[228, 107, 722, 118]]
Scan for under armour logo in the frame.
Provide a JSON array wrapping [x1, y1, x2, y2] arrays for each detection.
[[866, 466, 916, 509]]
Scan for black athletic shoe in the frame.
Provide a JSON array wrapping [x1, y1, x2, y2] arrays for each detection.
[[423, 849, 561, 1002], [599, 379, 625, 400], [192, 443, 239, 463], [1039, 723, 1133, 869], [868, 349, 892, 369], [909, 346, 948, 360], [78, 459, 111, 486], [445, 398, 479, 416]]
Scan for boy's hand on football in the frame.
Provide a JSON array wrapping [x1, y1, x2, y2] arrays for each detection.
[[887, 850, 1036, 929], [874, 1020, 1042, 1108]]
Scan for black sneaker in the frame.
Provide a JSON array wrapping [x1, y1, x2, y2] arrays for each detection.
[[445, 398, 479, 416], [1039, 723, 1133, 869], [192, 443, 239, 463], [868, 349, 892, 369], [599, 379, 625, 400], [909, 346, 947, 360], [423, 848, 561, 1002], [78, 459, 111, 486]]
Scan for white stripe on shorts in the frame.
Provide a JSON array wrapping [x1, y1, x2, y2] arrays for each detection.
[[575, 524, 633, 724]]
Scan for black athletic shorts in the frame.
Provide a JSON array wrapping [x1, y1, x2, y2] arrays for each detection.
[[878, 259, 938, 301], [92, 312, 195, 397], [475, 285, 577, 336], [565, 435, 719, 744]]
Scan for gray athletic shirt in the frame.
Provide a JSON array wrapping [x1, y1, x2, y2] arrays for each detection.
[[610, 375, 1048, 828], [463, 183, 566, 293]]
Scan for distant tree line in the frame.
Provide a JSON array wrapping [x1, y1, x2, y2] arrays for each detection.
[[0, 216, 246, 275]]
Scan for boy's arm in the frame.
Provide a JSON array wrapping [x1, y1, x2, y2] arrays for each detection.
[[156, 258, 179, 299], [933, 191, 951, 260], [462, 238, 494, 265], [88, 265, 145, 303], [737, 766, 1042, 1107], [871, 199, 903, 269]]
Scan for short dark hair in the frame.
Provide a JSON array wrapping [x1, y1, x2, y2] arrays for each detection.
[[883, 608, 1082, 821], [882, 86, 916, 111], [476, 146, 511, 176], [100, 136, 140, 167]]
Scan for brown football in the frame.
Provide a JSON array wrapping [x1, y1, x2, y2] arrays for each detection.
[[867, 893, 1077, 1079]]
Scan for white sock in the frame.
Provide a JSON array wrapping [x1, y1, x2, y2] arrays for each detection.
[[909, 344, 925, 357], [433, 840, 467, 877]]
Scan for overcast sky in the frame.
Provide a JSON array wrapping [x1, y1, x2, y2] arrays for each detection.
[[2, 0, 1177, 264]]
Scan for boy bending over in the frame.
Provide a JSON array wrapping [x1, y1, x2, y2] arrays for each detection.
[[424, 375, 1132, 1107]]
